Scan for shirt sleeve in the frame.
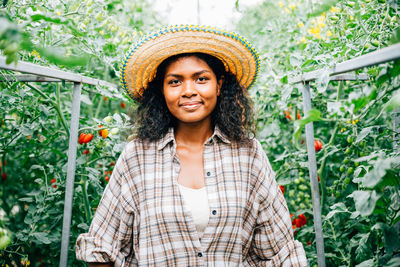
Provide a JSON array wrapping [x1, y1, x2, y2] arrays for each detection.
[[75, 147, 136, 266], [249, 140, 308, 267]]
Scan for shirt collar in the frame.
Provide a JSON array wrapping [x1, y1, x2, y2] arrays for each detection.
[[156, 125, 231, 151]]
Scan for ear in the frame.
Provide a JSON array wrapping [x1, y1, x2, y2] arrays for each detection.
[[217, 75, 224, 96]]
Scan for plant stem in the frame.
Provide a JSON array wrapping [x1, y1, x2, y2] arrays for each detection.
[[95, 95, 104, 119], [81, 179, 92, 224], [26, 84, 70, 136]]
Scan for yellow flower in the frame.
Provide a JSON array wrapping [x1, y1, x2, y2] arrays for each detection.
[[298, 22, 304, 28], [352, 119, 359, 125], [308, 26, 321, 39], [99, 30, 105, 35], [284, 7, 291, 13], [56, 11, 61, 16], [350, 15, 354, 20], [31, 50, 40, 58], [346, 120, 351, 124], [311, 18, 316, 24], [331, 6, 340, 13], [341, 128, 346, 132], [318, 22, 326, 28], [289, 4, 296, 10], [278, 1, 284, 7], [300, 37, 306, 43], [326, 30, 332, 37]]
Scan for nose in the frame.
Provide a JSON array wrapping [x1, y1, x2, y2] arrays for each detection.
[[181, 80, 197, 97]]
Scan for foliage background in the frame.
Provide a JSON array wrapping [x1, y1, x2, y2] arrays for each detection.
[[0, 0, 399, 266]]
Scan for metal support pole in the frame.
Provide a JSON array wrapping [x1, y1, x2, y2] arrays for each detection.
[[301, 82, 326, 267], [59, 82, 82, 267]]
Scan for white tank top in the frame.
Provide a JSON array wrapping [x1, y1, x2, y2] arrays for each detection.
[[177, 183, 210, 238]]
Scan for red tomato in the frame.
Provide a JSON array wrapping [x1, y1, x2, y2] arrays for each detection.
[[120, 102, 126, 108], [83, 149, 89, 155], [82, 133, 93, 143], [78, 133, 86, 144], [297, 111, 301, 120], [50, 178, 57, 188], [1, 173, 7, 181], [279, 185, 285, 194], [314, 140, 323, 152], [104, 176, 109, 182]]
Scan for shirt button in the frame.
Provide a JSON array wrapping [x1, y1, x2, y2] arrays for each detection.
[[198, 252, 203, 257], [212, 210, 217, 215], [206, 171, 211, 176]]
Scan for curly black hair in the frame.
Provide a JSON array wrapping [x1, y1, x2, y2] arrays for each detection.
[[132, 52, 256, 142]]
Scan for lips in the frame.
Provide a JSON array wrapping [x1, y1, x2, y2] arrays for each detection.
[[179, 101, 202, 111]]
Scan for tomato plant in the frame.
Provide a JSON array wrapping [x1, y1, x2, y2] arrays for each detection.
[[238, 0, 400, 265], [0, 0, 161, 266]]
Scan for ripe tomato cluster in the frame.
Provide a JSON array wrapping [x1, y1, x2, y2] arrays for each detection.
[[314, 140, 323, 152], [50, 178, 57, 188], [98, 125, 109, 139], [291, 213, 307, 229], [78, 133, 93, 144]]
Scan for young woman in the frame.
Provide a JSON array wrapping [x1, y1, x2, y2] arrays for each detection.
[[76, 25, 307, 266]]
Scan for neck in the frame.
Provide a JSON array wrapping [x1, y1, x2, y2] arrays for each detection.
[[174, 119, 213, 147]]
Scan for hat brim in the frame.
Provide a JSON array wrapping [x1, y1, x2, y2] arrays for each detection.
[[120, 25, 260, 101]]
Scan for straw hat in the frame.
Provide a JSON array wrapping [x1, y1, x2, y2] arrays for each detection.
[[120, 25, 260, 101]]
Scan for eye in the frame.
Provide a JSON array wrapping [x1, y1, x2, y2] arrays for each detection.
[[197, 76, 209, 83], [168, 79, 181, 86]]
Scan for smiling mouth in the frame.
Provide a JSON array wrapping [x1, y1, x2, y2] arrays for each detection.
[[180, 102, 202, 111]]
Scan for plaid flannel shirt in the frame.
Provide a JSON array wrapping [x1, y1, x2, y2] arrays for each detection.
[[76, 127, 307, 266]]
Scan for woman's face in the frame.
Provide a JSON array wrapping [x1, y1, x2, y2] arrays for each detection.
[[162, 55, 223, 126]]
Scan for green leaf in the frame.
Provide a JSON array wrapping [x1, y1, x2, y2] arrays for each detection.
[[325, 202, 349, 220], [294, 109, 321, 140], [308, 0, 340, 17], [355, 259, 374, 267], [352, 88, 377, 113], [362, 156, 400, 188], [32, 232, 51, 244], [385, 92, 400, 112], [355, 126, 374, 143], [30, 14, 68, 25], [348, 190, 380, 217], [384, 257, 400, 267]]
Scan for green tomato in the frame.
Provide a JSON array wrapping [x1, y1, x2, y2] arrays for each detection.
[[110, 128, 119, 135], [344, 178, 351, 184], [345, 148, 352, 155], [346, 1, 355, 7], [299, 203, 306, 209], [335, 191, 341, 197], [330, 15, 340, 21], [299, 177, 305, 183], [371, 40, 380, 47], [299, 184, 308, 191], [347, 167, 354, 175], [354, 162, 359, 167], [364, 43, 371, 49], [104, 116, 113, 123], [299, 171, 304, 177], [343, 158, 350, 164], [298, 192, 304, 198], [290, 200, 296, 207], [347, 136, 354, 144], [339, 166, 346, 173], [294, 178, 300, 184], [0, 235, 11, 250], [289, 190, 295, 197], [359, 141, 366, 147]]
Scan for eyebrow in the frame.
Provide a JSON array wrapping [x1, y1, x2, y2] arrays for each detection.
[[165, 70, 211, 78]]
